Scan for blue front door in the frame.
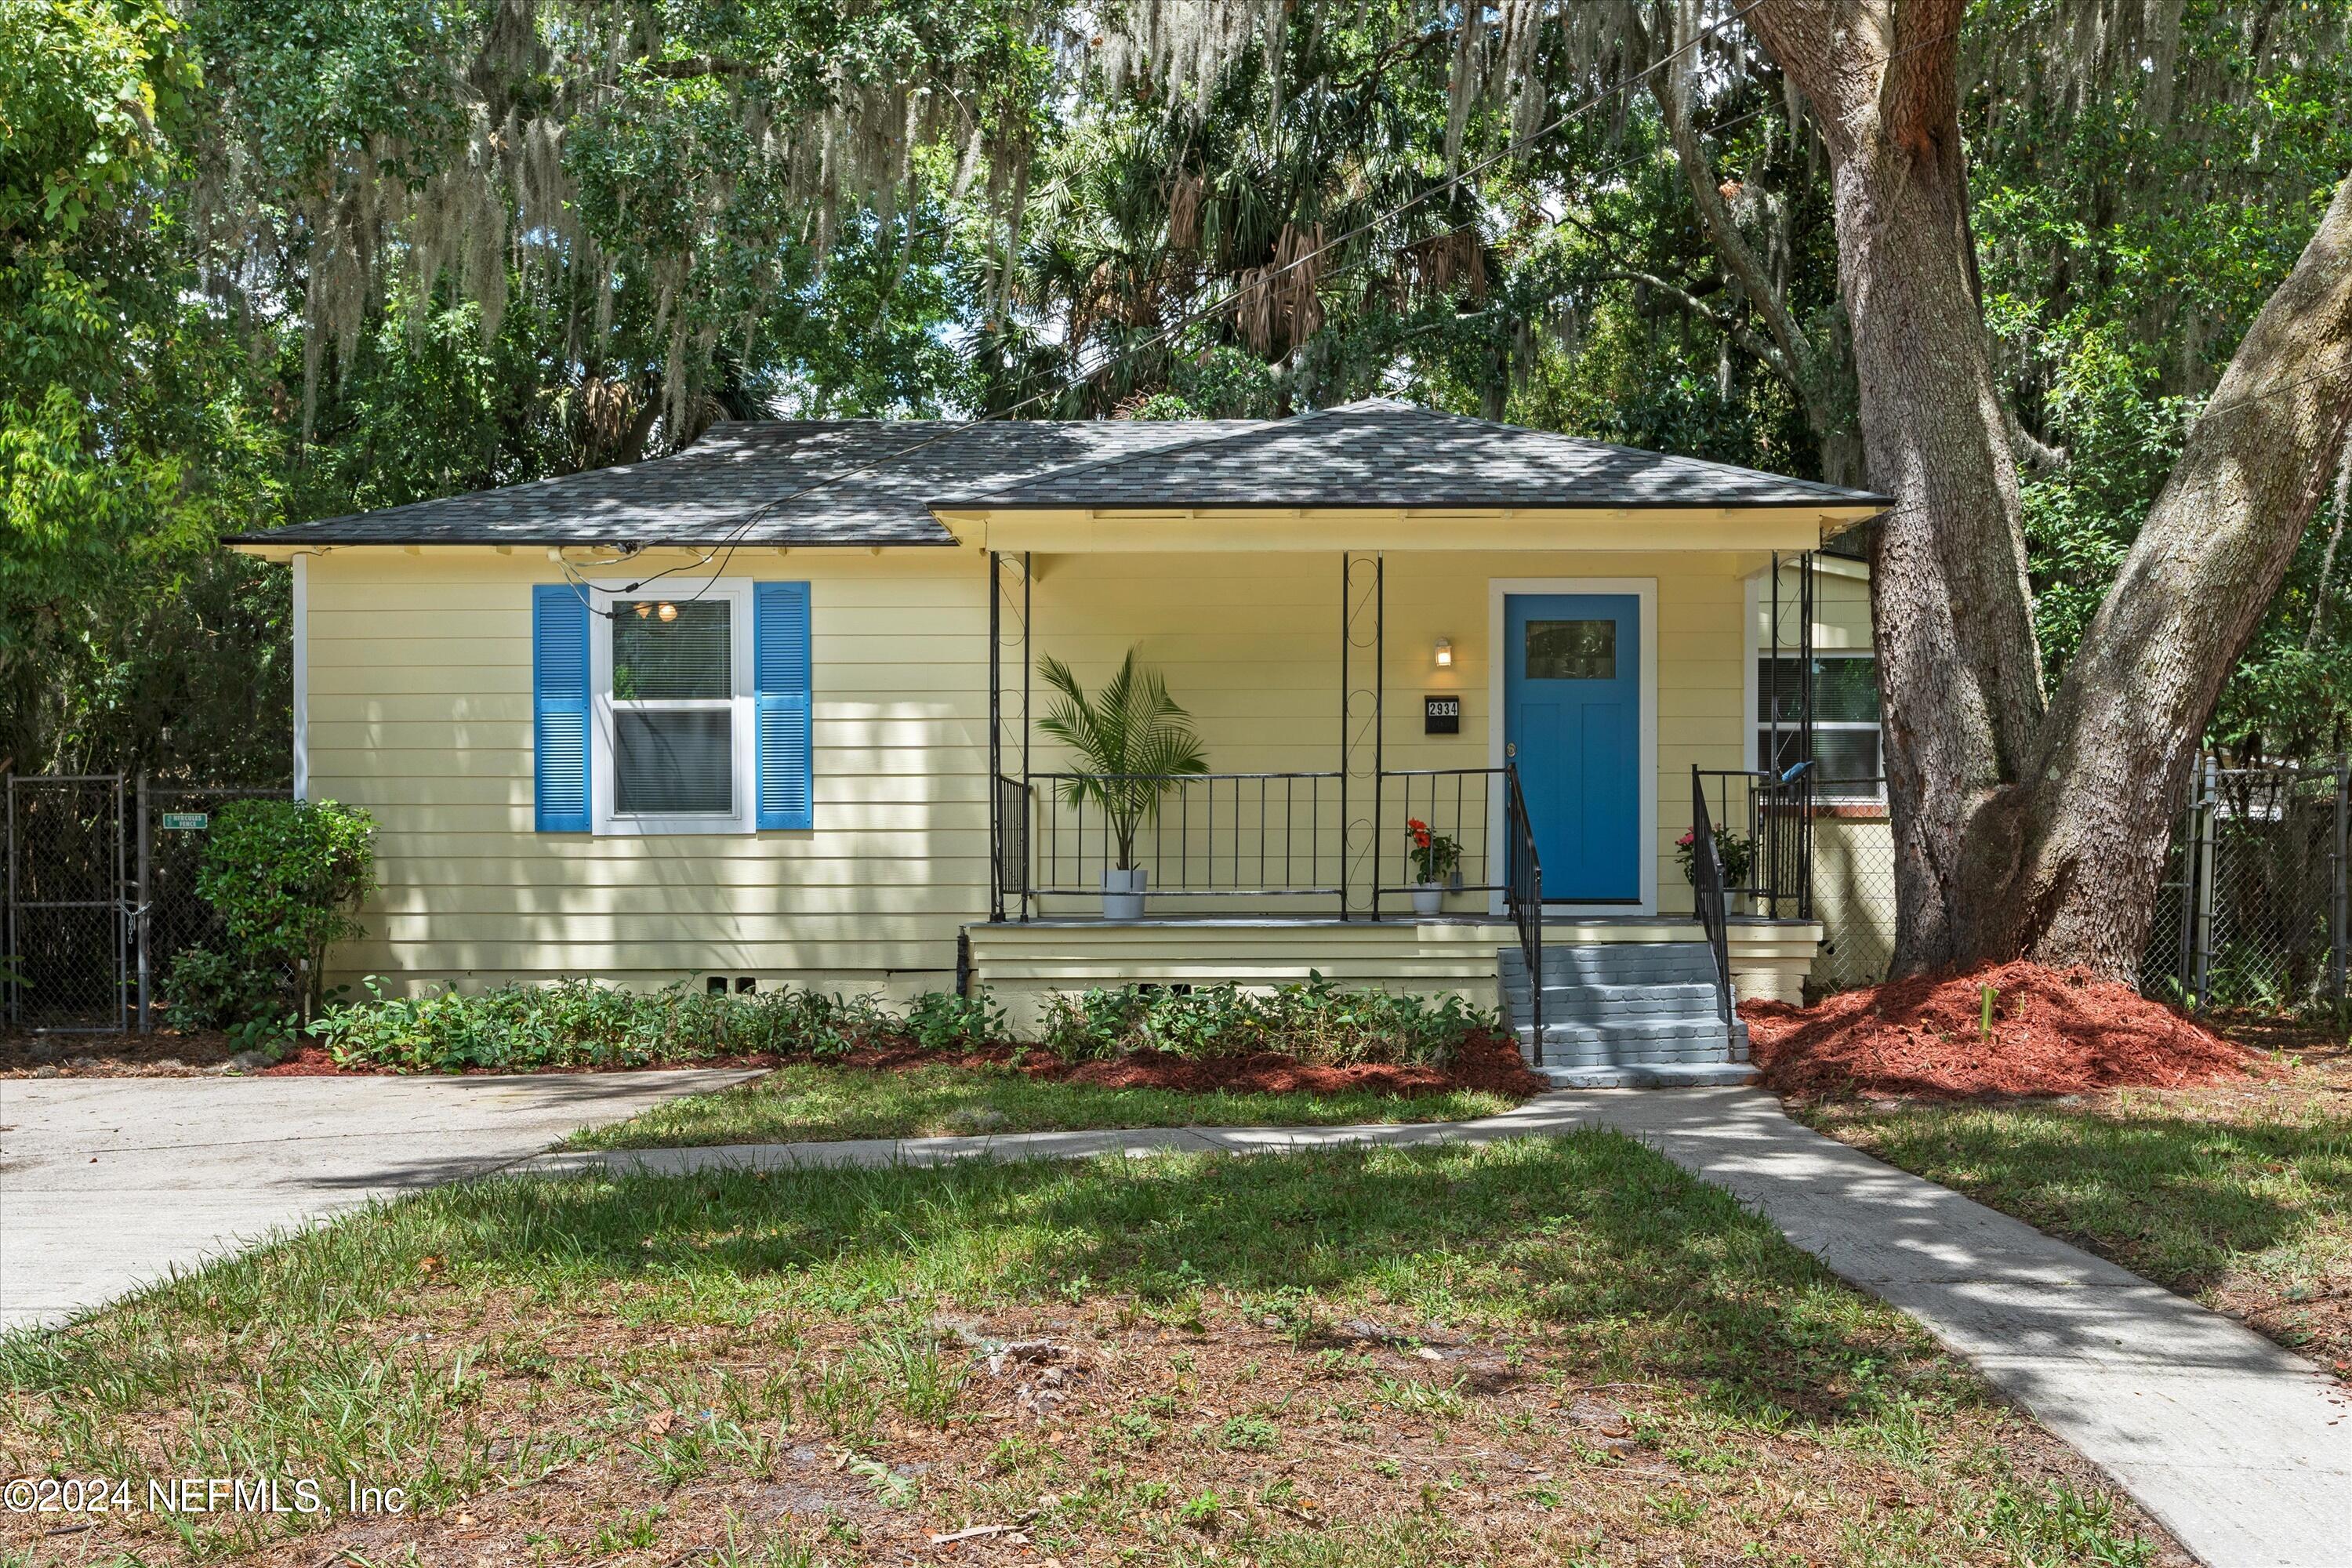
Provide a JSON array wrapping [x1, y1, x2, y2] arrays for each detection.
[[1504, 593, 1641, 903]]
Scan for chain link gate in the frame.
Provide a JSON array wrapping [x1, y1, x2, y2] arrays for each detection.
[[2147, 757, 2350, 1013], [5, 775, 292, 1034], [5, 776, 129, 1031]]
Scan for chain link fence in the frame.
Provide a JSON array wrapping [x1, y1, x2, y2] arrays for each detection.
[[4, 775, 291, 1034], [1801, 761, 2350, 1015], [2146, 759, 2349, 1013], [1808, 794, 1896, 996]]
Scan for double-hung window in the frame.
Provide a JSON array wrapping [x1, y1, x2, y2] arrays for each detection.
[[1756, 652, 1885, 803], [592, 581, 757, 833]]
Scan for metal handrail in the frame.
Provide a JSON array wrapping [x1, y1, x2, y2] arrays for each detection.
[[1693, 766, 1816, 920], [1029, 771, 1343, 899], [1690, 764, 1733, 1023], [1503, 761, 1543, 1041]]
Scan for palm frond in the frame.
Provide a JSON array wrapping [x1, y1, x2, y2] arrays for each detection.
[[1033, 648, 1208, 868]]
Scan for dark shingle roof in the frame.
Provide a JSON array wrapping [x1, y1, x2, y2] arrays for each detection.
[[940, 400, 1889, 511], [230, 401, 1886, 547], [229, 419, 1260, 546]]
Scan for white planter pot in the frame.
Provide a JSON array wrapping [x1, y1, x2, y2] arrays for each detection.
[[1102, 866, 1148, 920], [1411, 883, 1445, 917]]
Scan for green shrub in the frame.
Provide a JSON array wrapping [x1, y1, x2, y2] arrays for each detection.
[[195, 799, 377, 1020], [309, 971, 1486, 1075], [310, 979, 985, 1073], [1037, 975, 1487, 1067], [904, 988, 1005, 1052], [159, 946, 288, 1034]]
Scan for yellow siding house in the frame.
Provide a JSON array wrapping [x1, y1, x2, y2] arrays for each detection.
[[231, 401, 1889, 1086]]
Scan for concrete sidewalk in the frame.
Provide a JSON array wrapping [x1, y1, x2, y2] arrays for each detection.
[[526, 1090, 2351, 1568], [0, 1069, 757, 1329]]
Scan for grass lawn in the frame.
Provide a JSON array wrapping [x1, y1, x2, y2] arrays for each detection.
[[566, 1059, 1523, 1149], [0, 1134, 2180, 1566], [1802, 1035, 2352, 1377]]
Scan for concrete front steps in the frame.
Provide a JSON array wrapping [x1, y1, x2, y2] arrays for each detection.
[[1501, 942, 1756, 1087]]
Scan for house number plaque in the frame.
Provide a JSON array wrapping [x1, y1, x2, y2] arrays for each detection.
[[1424, 695, 1461, 735]]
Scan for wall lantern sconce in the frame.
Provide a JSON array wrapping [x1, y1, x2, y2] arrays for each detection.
[[1433, 637, 1454, 669]]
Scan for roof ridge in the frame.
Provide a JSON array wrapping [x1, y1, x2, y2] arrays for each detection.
[[946, 414, 1279, 503]]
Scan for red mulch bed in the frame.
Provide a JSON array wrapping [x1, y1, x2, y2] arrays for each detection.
[[1740, 960, 2273, 1102], [252, 1029, 1544, 1098]]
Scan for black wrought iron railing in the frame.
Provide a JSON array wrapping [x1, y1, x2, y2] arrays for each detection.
[[1028, 771, 1343, 901], [1503, 761, 1543, 1040], [1376, 767, 1508, 906], [1689, 765, 1733, 1024], [1693, 767, 1816, 920], [991, 773, 1030, 920]]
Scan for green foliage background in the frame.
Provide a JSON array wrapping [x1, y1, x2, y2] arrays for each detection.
[[3, 0, 2348, 779]]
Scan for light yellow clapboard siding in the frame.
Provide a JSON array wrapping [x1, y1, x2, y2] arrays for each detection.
[[307, 547, 996, 988], [307, 544, 1767, 990]]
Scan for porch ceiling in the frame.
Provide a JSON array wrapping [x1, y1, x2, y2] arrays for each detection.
[[930, 503, 1875, 554]]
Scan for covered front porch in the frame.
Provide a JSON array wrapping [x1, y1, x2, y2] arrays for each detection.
[[929, 403, 1880, 1072], [957, 539, 1835, 1048]]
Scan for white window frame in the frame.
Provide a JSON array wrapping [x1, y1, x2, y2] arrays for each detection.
[[588, 579, 757, 836], [1753, 648, 1886, 804]]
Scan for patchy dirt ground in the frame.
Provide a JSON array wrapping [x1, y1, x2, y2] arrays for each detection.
[[0, 1026, 238, 1076], [0, 1297, 2187, 1567], [1741, 960, 2271, 1100]]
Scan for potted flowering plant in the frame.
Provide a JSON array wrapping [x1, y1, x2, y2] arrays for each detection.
[[1675, 824, 1755, 899], [1404, 817, 1461, 916]]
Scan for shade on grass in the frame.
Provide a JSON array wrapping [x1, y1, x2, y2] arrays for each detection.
[[0, 1134, 2164, 1566], [1808, 1085, 2352, 1374], [565, 1060, 1522, 1149]]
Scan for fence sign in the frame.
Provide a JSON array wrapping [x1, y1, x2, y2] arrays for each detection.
[[160, 812, 209, 831]]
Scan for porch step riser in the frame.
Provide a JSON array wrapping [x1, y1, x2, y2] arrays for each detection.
[[1511, 1030, 1751, 1069], [1498, 942, 1744, 1076], [1529, 1018, 1737, 1044], [1501, 944, 1722, 986], [1505, 987, 1731, 1025]]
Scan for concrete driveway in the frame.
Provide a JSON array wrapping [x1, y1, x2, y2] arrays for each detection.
[[0, 1069, 756, 1329]]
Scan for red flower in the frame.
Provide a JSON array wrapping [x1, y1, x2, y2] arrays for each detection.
[[1406, 817, 1432, 848]]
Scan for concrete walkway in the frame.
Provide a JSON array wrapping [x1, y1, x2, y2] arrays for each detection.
[[525, 1089, 2351, 1568], [0, 1069, 756, 1329]]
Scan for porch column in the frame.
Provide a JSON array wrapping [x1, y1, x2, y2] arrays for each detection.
[[1341, 550, 1384, 918], [988, 551, 1034, 922]]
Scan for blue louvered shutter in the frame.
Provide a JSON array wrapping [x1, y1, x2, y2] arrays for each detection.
[[532, 584, 592, 831], [754, 582, 813, 830]]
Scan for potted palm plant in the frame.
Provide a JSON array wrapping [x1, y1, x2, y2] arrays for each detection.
[[1037, 648, 1210, 918]]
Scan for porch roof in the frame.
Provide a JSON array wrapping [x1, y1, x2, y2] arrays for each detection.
[[933, 401, 1885, 553], [940, 400, 1885, 513]]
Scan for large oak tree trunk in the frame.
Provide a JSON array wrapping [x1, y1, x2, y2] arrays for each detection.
[[1748, 0, 2046, 973], [1984, 180, 2352, 975], [1744, 0, 2352, 980]]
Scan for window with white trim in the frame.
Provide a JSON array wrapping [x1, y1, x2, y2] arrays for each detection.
[[591, 581, 757, 834], [1756, 652, 1885, 802]]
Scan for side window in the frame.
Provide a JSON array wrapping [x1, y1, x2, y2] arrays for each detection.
[[611, 597, 736, 818], [542, 579, 807, 837], [1757, 653, 1884, 801]]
